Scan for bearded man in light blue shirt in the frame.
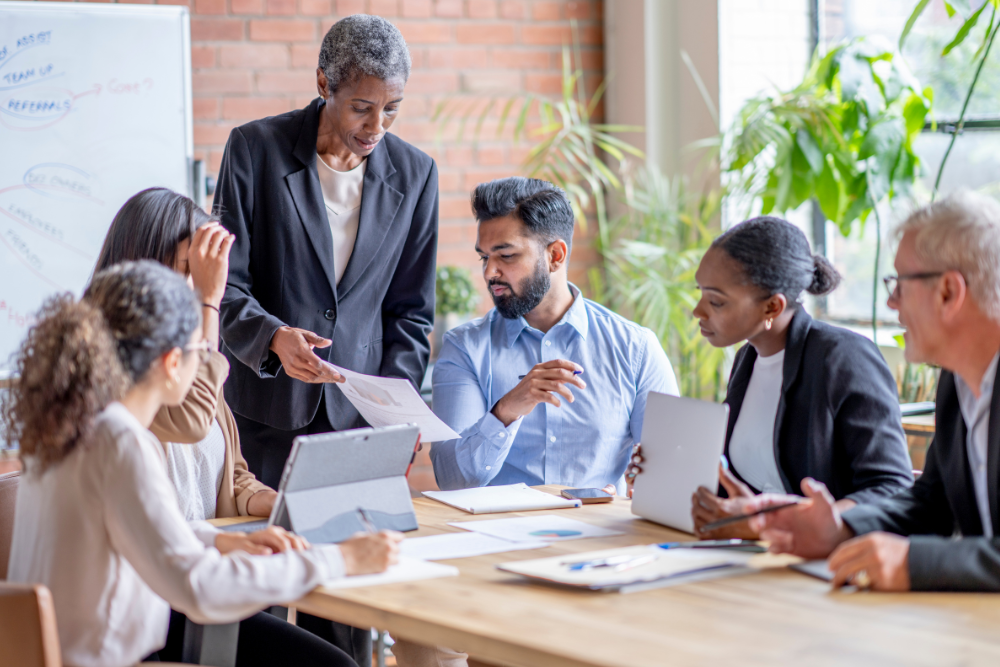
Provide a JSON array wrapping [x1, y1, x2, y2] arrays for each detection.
[[430, 177, 679, 493]]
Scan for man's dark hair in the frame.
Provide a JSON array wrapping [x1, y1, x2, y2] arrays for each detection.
[[471, 177, 575, 255]]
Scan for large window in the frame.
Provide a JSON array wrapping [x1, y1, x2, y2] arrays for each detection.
[[820, 0, 1000, 330]]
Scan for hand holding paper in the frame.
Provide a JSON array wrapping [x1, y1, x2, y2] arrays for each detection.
[[330, 364, 460, 443]]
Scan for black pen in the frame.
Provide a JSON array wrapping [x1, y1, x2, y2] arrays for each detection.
[[519, 370, 583, 379], [700, 500, 804, 532]]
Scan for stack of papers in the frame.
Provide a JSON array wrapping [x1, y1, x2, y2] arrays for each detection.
[[496, 545, 755, 593], [423, 483, 582, 513]]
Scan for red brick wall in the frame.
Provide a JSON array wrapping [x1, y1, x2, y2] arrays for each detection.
[[20, 0, 604, 299], [187, 0, 605, 295]]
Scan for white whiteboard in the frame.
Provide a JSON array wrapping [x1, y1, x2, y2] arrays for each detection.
[[0, 2, 192, 372]]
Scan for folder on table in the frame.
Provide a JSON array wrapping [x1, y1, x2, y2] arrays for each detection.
[[423, 483, 582, 514]]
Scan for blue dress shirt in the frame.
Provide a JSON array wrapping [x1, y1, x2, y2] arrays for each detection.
[[430, 286, 679, 492]]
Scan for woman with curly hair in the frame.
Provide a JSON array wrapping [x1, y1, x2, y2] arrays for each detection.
[[5, 261, 401, 667]]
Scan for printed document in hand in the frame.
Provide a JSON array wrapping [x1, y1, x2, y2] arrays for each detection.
[[449, 514, 624, 542], [322, 556, 458, 589], [328, 364, 459, 442], [423, 483, 583, 514], [401, 532, 549, 561]]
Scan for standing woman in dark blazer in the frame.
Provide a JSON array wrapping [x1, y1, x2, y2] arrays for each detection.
[[213, 14, 436, 665], [629, 217, 913, 537]]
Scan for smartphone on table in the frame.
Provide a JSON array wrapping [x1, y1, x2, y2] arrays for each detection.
[[561, 488, 614, 504]]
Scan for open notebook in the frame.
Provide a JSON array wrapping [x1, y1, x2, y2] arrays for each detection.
[[422, 483, 582, 514], [322, 556, 458, 589]]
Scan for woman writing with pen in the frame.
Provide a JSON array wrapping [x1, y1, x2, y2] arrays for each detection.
[[628, 217, 913, 537]]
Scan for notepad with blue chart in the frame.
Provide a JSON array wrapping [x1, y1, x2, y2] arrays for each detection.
[[496, 545, 755, 593], [422, 483, 582, 514]]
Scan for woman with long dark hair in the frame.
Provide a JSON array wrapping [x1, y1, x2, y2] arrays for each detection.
[[95, 187, 276, 521], [629, 216, 913, 538], [5, 261, 400, 667]]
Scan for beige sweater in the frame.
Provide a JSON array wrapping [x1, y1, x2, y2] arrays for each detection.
[[148, 351, 270, 517]]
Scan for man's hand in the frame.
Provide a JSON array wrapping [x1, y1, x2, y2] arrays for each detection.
[[692, 464, 758, 539], [829, 532, 911, 591], [339, 531, 404, 576], [492, 360, 585, 426], [246, 489, 279, 518], [269, 326, 344, 383], [187, 223, 235, 308], [215, 525, 309, 555], [749, 478, 853, 559]]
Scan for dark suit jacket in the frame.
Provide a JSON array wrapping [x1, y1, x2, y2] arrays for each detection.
[[724, 308, 913, 504], [214, 98, 438, 431], [844, 361, 1000, 591]]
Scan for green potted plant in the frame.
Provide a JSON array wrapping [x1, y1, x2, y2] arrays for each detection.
[[433, 265, 480, 359]]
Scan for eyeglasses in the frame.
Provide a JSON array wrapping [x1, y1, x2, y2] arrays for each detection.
[[882, 272, 945, 298], [183, 340, 213, 365]]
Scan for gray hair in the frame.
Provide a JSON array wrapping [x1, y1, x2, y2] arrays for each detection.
[[897, 189, 1000, 321], [318, 14, 411, 95]]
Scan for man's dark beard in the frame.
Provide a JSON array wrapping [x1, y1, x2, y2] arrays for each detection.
[[490, 261, 551, 320]]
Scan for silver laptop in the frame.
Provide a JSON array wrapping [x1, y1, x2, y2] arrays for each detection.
[[631, 392, 730, 534]]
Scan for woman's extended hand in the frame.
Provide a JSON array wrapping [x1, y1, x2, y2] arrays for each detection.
[[187, 223, 235, 308], [339, 531, 403, 576], [691, 463, 759, 539], [215, 525, 310, 555], [269, 326, 345, 383]]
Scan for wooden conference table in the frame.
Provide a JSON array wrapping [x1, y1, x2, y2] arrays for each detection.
[[211, 486, 1000, 667]]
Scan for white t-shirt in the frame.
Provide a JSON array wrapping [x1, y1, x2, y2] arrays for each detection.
[[316, 154, 365, 285], [164, 419, 227, 521], [728, 349, 786, 493], [7, 402, 345, 667]]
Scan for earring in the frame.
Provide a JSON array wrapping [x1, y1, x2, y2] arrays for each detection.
[[765, 318, 773, 331], [165, 376, 175, 391]]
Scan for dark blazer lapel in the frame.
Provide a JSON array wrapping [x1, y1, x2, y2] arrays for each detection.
[[937, 371, 985, 535], [285, 98, 338, 298], [336, 139, 404, 300], [773, 307, 812, 492], [988, 356, 1000, 535]]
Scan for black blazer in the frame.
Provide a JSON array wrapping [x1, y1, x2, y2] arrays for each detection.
[[723, 308, 913, 504], [214, 98, 438, 431], [844, 362, 1000, 591]]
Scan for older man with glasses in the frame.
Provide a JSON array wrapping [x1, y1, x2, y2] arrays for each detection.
[[747, 189, 1000, 592]]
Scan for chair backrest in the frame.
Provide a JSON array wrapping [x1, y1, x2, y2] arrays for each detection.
[[0, 582, 62, 667], [0, 470, 19, 579]]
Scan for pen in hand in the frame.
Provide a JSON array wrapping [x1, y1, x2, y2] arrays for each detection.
[[519, 370, 584, 380], [700, 500, 805, 532], [356, 507, 377, 534]]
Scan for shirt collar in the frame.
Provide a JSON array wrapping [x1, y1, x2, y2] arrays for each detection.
[[955, 351, 1000, 416], [499, 283, 589, 348]]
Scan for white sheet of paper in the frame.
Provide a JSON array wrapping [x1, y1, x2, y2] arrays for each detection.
[[322, 556, 458, 589], [401, 532, 549, 561], [422, 483, 582, 514], [328, 364, 459, 443], [449, 514, 624, 542]]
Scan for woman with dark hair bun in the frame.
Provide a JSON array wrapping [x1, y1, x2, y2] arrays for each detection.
[[629, 216, 913, 538]]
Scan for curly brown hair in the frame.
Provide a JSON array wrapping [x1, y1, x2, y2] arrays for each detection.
[[1, 294, 130, 475]]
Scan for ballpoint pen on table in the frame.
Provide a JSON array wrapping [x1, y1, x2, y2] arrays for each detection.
[[562, 553, 658, 572]]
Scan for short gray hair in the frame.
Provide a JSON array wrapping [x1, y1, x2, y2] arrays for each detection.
[[318, 14, 411, 95], [897, 189, 1000, 321]]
